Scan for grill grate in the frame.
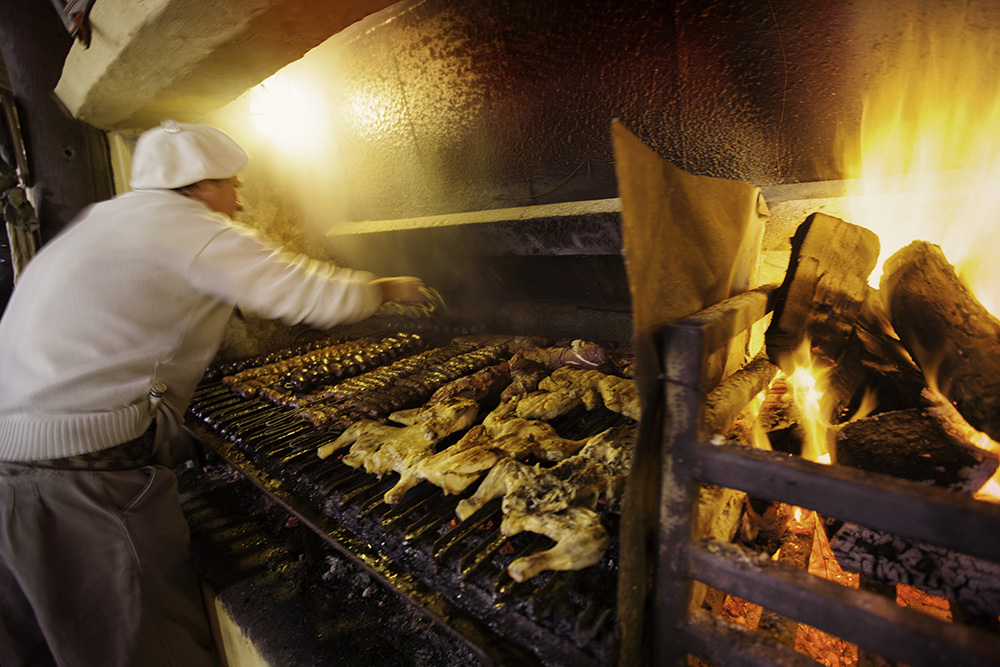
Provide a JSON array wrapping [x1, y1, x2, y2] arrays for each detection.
[[186, 337, 631, 666]]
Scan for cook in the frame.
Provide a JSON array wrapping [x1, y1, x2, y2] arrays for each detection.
[[0, 121, 429, 667]]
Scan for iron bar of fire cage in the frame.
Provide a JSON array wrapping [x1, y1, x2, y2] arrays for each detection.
[[682, 610, 816, 667], [683, 541, 1000, 667], [695, 443, 1000, 562], [651, 284, 1000, 666]]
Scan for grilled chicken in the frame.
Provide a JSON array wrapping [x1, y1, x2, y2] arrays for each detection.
[[316, 397, 479, 504], [414, 396, 590, 496], [389, 362, 512, 425], [498, 353, 549, 401], [505, 508, 609, 582], [455, 424, 636, 581], [514, 366, 640, 421], [596, 373, 640, 420], [512, 390, 587, 421]]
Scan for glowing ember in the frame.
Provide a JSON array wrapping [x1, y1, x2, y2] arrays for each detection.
[[792, 506, 805, 523], [783, 339, 835, 465], [837, 10, 1000, 315]]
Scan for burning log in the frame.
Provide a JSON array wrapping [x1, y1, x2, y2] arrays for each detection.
[[833, 408, 999, 493], [766, 212, 880, 365], [830, 391, 1000, 628], [880, 240, 1000, 443]]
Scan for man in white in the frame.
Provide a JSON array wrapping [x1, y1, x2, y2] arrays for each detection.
[[0, 121, 428, 666]]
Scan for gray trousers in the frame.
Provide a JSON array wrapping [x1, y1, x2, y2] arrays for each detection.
[[0, 463, 217, 667]]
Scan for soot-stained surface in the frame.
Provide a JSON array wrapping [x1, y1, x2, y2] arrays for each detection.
[[176, 457, 484, 667]]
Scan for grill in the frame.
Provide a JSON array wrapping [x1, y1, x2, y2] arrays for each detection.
[[185, 324, 635, 666]]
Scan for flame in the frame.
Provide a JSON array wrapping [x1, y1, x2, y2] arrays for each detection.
[[748, 388, 773, 451], [847, 386, 879, 423], [837, 9, 1000, 315], [783, 339, 835, 465], [970, 429, 1000, 503], [976, 474, 1000, 503]]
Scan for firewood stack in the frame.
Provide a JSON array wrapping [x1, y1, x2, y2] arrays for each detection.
[[752, 211, 1000, 631]]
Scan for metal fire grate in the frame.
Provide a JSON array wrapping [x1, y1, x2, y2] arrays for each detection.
[[644, 285, 1000, 666]]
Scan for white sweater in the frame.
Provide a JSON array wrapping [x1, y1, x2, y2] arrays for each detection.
[[0, 190, 382, 461]]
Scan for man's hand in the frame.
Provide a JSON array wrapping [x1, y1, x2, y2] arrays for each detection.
[[374, 277, 429, 305]]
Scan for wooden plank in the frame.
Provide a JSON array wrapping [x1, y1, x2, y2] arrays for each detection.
[[693, 442, 1000, 562], [684, 541, 1000, 667]]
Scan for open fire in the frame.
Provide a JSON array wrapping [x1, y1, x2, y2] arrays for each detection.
[[631, 11, 1000, 660], [836, 9, 1000, 311]]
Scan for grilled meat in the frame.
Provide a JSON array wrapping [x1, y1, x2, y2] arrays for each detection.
[[596, 373, 640, 420], [390, 362, 512, 425], [415, 396, 590, 496], [505, 508, 609, 582], [513, 366, 640, 421], [219, 334, 424, 397], [317, 397, 480, 505], [298, 340, 509, 429], [511, 338, 608, 370], [455, 424, 636, 581], [498, 353, 549, 401]]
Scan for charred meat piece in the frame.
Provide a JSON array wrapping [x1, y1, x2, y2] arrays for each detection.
[[220, 333, 426, 400], [390, 362, 512, 425], [298, 339, 510, 429], [204, 334, 345, 381]]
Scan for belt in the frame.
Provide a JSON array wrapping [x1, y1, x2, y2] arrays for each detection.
[[29, 425, 158, 470]]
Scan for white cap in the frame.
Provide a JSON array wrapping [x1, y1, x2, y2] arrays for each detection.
[[129, 120, 249, 190]]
